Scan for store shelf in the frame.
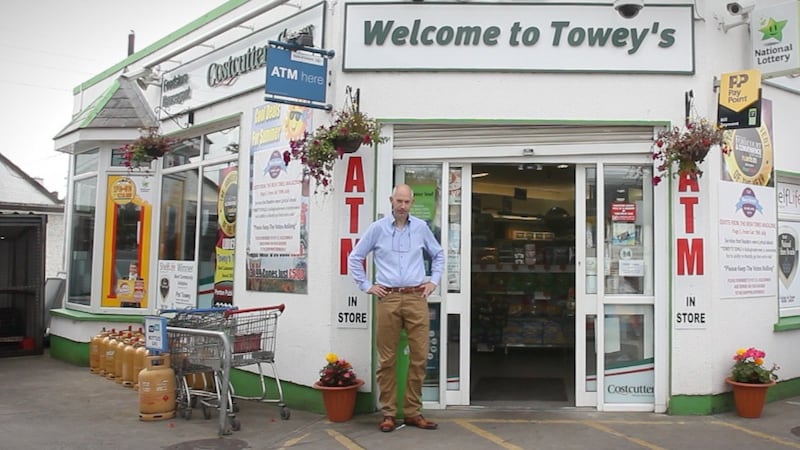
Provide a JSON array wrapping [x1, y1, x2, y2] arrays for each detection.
[[472, 264, 575, 273]]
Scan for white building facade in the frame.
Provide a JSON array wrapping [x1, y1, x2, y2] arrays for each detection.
[[50, 0, 800, 415]]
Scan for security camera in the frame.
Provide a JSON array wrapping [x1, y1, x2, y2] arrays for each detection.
[[726, 0, 754, 16], [614, 0, 644, 19]]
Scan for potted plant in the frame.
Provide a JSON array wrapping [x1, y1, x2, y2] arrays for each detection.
[[284, 99, 388, 194], [651, 117, 727, 186], [121, 128, 175, 170], [725, 347, 779, 418], [312, 352, 363, 422]]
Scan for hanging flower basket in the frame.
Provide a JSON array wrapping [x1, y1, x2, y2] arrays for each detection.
[[651, 117, 727, 186], [121, 128, 174, 170], [331, 135, 365, 154], [285, 89, 388, 194]]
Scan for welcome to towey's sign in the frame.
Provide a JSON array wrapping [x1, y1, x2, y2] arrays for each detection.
[[343, 3, 694, 73]]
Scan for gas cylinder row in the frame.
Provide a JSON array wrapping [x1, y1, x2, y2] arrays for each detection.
[[89, 327, 152, 389], [89, 327, 177, 421]]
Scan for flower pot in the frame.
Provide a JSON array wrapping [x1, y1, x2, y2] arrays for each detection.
[[313, 379, 364, 422], [144, 146, 166, 158], [725, 377, 775, 418], [331, 135, 363, 153]]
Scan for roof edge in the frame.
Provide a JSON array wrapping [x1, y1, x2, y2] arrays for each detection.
[[72, 0, 251, 95]]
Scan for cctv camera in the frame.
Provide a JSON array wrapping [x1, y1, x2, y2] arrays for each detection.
[[726, 0, 754, 16], [614, 0, 644, 19]]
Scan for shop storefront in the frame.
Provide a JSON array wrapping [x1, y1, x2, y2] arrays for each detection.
[[50, 0, 800, 415]]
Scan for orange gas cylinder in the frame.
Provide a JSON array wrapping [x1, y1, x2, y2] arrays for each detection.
[[139, 354, 176, 421], [121, 337, 138, 388], [115, 336, 131, 384], [104, 332, 120, 379], [96, 328, 116, 376], [89, 328, 108, 374], [132, 344, 149, 391]]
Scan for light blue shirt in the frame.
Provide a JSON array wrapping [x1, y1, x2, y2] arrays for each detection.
[[348, 214, 444, 293]]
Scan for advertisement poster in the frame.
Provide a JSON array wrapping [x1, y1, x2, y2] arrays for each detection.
[[778, 224, 800, 310], [156, 260, 197, 310], [718, 181, 777, 298], [246, 103, 310, 293], [214, 167, 237, 305], [722, 98, 774, 187], [102, 175, 154, 308]]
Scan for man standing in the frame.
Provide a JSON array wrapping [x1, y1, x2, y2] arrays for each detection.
[[348, 184, 444, 432]]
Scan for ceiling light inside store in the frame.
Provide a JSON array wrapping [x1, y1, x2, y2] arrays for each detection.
[[472, 172, 490, 178], [557, 164, 568, 169]]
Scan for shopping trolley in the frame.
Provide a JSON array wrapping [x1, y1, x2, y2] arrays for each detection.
[[161, 307, 234, 422], [219, 304, 289, 420]]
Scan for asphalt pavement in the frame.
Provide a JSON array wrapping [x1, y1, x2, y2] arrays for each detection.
[[3, 353, 800, 450]]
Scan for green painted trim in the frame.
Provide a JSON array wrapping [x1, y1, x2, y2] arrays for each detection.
[[80, 80, 121, 127], [774, 315, 800, 332], [168, 113, 243, 139], [606, 357, 655, 371], [227, 366, 374, 415], [50, 335, 90, 367], [387, 118, 668, 127], [51, 308, 145, 323], [775, 169, 800, 178], [73, 0, 251, 94], [669, 377, 800, 415]]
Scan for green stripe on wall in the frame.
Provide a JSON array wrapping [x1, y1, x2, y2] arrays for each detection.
[[669, 377, 800, 415]]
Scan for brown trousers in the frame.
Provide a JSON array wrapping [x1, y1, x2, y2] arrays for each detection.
[[375, 291, 430, 418]]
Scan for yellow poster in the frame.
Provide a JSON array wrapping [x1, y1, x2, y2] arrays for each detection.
[[102, 175, 154, 308]]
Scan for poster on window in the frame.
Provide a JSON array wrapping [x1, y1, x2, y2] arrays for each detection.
[[214, 167, 237, 305], [718, 181, 777, 298], [778, 224, 800, 309], [102, 175, 155, 308], [157, 260, 197, 310], [246, 103, 310, 293]]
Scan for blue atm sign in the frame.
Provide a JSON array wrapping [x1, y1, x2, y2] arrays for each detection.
[[265, 46, 327, 103]]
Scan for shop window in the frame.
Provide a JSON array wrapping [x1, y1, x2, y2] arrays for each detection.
[[602, 166, 653, 296], [74, 149, 98, 176], [164, 136, 202, 169], [198, 163, 238, 306], [777, 179, 800, 320], [159, 170, 199, 261], [67, 177, 97, 306], [204, 127, 240, 161]]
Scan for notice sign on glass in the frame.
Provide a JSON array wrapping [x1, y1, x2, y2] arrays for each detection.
[[144, 316, 168, 353]]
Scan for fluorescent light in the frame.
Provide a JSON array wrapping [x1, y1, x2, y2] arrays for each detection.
[[472, 172, 489, 178], [557, 164, 569, 169]]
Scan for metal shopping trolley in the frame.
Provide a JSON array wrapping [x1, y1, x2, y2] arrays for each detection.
[[161, 307, 234, 422], [220, 304, 289, 420]]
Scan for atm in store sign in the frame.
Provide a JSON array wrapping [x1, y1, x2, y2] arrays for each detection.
[[343, 3, 695, 72]]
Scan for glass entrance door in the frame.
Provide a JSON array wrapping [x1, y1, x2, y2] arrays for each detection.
[[575, 164, 657, 411], [390, 161, 659, 410]]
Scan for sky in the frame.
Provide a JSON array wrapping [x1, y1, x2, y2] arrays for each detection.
[[0, 0, 226, 199]]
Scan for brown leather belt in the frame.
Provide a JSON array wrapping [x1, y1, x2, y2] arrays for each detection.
[[384, 286, 424, 294]]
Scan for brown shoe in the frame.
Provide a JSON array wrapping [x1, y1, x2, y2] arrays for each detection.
[[403, 415, 438, 430], [379, 416, 396, 432]]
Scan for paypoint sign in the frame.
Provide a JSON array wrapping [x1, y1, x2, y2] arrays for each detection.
[[718, 69, 762, 129]]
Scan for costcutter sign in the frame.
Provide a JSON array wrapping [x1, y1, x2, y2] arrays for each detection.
[[343, 3, 695, 72], [159, 3, 324, 119]]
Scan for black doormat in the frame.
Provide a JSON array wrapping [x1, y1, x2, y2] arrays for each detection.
[[472, 377, 567, 401]]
